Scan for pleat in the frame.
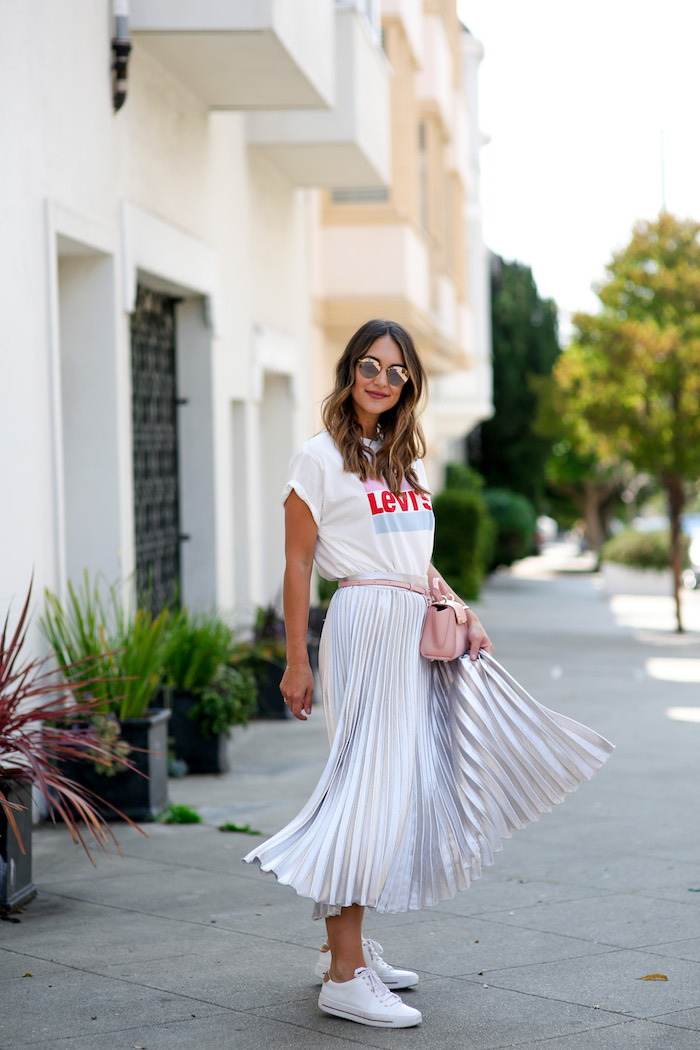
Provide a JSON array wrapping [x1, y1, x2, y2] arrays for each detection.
[[243, 586, 614, 915]]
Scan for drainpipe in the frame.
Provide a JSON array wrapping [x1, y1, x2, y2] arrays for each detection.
[[112, 0, 131, 112]]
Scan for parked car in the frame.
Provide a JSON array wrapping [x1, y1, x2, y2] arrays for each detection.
[[683, 529, 700, 590]]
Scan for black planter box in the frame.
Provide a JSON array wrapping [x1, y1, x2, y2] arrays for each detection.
[[0, 781, 37, 910], [169, 690, 230, 774], [253, 661, 289, 720], [60, 709, 170, 822]]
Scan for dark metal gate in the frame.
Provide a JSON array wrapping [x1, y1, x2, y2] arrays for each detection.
[[130, 285, 181, 612]]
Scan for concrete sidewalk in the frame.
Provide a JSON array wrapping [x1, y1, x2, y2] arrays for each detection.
[[3, 549, 700, 1050]]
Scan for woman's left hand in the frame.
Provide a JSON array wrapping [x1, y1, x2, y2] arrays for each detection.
[[464, 611, 493, 661], [428, 562, 493, 661]]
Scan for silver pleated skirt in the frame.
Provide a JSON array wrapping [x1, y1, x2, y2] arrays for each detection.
[[243, 580, 614, 917]]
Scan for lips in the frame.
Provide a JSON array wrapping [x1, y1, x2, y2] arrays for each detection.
[[367, 391, 389, 400]]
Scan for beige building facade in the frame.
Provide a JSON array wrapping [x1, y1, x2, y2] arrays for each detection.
[[312, 0, 492, 479]]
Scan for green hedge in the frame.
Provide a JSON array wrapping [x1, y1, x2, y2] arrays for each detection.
[[432, 488, 495, 600], [482, 488, 537, 569], [601, 529, 689, 571]]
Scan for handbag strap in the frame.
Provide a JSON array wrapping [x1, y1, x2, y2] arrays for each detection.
[[430, 577, 469, 623]]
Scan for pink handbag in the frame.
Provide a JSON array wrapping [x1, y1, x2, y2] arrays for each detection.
[[420, 579, 470, 661]]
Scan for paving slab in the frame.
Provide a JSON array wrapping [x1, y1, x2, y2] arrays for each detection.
[[474, 946, 700, 1016], [258, 976, 623, 1050], [504, 1018, 700, 1050]]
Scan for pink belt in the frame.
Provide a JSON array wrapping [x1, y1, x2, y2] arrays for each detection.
[[338, 575, 429, 597]]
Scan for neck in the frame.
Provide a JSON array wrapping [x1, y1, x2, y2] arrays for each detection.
[[355, 411, 379, 439]]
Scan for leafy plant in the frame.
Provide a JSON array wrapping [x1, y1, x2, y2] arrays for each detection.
[[41, 571, 170, 720], [160, 803, 202, 824], [168, 753, 189, 778], [162, 803, 201, 824], [163, 607, 234, 692], [432, 481, 495, 599], [218, 821, 261, 834], [188, 664, 257, 738], [482, 488, 537, 568], [229, 604, 287, 667], [83, 713, 131, 777], [601, 529, 690, 571], [444, 462, 486, 493], [162, 608, 257, 737], [0, 582, 144, 859]]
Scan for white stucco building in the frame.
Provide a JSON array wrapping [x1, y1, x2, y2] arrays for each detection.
[[0, 0, 490, 630]]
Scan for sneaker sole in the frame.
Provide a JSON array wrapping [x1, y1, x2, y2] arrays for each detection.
[[319, 1001, 422, 1027]]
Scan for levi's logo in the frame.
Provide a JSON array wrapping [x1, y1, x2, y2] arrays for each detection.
[[366, 489, 432, 515], [362, 478, 433, 536]]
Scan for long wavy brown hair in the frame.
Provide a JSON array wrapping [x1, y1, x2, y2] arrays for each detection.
[[321, 319, 429, 495]]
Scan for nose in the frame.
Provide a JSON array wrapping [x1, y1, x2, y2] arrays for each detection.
[[372, 367, 390, 390]]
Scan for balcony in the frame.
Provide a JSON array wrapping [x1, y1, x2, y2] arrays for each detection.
[[130, 0, 335, 110], [246, 6, 390, 187]]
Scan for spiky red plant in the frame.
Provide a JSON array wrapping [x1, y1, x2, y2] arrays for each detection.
[[0, 582, 145, 861]]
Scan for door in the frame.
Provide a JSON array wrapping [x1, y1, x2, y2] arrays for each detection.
[[130, 285, 181, 612]]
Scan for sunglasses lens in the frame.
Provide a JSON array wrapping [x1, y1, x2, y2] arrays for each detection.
[[358, 358, 380, 379], [387, 367, 409, 387]]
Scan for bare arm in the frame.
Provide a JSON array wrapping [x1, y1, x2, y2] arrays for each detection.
[[428, 561, 494, 661], [280, 490, 318, 721]]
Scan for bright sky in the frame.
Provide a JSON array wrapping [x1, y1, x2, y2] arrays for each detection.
[[458, 1, 700, 337]]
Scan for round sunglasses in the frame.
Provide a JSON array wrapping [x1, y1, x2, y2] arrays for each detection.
[[357, 356, 410, 387]]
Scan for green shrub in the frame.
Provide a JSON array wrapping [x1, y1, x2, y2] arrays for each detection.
[[218, 821, 262, 835], [163, 607, 258, 734], [432, 488, 495, 599], [443, 462, 485, 493], [482, 488, 537, 568], [189, 664, 258, 738], [163, 607, 234, 692], [601, 529, 689, 571], [160, 803, 202, 824]]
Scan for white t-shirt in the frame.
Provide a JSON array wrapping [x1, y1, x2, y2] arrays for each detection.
[[282, 430, 435, 581]]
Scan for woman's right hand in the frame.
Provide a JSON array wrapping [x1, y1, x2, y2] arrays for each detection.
[[280, 663, 314, 721]]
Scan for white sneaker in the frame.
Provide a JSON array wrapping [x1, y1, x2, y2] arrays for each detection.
[[315, 937, 419, 990], [318, 966, 422, 1028]]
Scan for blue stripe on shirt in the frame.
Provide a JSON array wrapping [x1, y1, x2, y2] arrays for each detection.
[[372, 510, 434, 535]]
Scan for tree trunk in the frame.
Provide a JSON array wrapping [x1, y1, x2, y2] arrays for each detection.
[[579, 480, 614, 553], [667, 476, 684, 633]]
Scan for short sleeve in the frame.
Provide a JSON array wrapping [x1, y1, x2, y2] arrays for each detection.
[[281, 445, 324, 526], [414, 458, 431, 493]]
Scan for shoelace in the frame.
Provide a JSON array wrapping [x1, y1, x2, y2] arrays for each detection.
[[356, 966, 400, 1006], [363, 937, 384, 962]]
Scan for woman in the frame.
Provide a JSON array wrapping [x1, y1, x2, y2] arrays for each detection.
[[245, 319, 613, 1030]]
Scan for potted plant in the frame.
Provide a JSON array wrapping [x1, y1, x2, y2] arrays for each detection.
[[230, 605, 288, 720], [1, 583, 141, 911], [163, 607, 257, 773], [40, 572, 171, 821]]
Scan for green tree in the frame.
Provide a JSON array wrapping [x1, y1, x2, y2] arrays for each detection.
[[468, 257, 560, 507], [552, 212, 700, 631], [534, 374, 628, 551]]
